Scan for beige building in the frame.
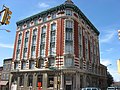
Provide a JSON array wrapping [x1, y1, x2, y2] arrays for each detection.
[[10, 0, 107, 90]]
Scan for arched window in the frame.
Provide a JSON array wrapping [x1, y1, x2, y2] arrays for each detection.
[[28, 74, 33, 86]]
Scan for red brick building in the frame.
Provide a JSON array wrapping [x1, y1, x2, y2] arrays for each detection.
[[10, 0, 107, 90]]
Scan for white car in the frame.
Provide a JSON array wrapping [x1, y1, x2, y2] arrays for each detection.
[[107, 87, 120, 90], [81, 87, 101, 90]]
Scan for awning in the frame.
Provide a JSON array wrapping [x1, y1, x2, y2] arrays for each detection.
[[0, 81, 8, 85]]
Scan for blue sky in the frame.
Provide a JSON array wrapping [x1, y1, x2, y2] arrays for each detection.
[[0, 0, 120, 81]]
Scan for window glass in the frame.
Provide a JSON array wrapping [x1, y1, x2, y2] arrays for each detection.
[[51, 13, 56, 19], [42, 26, 46, 34], [14, 62, 19, 70], [51, 23, 56, 31], [28, 75, 33, 86], [29, 61, 34, 69], [65, 58, 73, 67], [49, 59, 55, 67], [19, 75, 24, 86], [40, 45, 45, 57], [65, 43, 73, 54], [48, 75, 54, 87], [22, 62, 26, 69], [66, 10, 72, 16], [43, 16, 47, 22]]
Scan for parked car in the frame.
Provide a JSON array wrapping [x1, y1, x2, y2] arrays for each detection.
[[81, 87, 101, 90], [107, 87, 120, 90]]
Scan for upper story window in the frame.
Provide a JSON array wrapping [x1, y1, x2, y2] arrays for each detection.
[[21, 61, 26, 69], [29, 60, 34, 69], [18, 33, 22, 40], [51, 13, 56, 19], [51, 23, 56, 31], [14, 62, 19, 70], [49, 58, 55, 67], [43, 16, 47, 22], [66, 9, 72, 16], [25, 31, 29, 38], [65, 58, 73, 67], [66, 20, 73, 28], [42, 26, 46, 34]]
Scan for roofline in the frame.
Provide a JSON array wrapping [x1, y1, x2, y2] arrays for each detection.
[[16, 3, 100, 35]]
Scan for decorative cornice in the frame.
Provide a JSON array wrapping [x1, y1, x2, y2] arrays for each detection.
[[16, 3, 100, 35]]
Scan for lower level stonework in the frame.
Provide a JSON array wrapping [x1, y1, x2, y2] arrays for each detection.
[[9, 68, 107, 90]]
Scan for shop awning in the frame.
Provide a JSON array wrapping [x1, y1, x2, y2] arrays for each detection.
[[0, 81, 8, 85]]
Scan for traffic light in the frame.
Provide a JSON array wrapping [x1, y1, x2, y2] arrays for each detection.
[[36, 58, 40, 68], [1, 8, 12, 25]]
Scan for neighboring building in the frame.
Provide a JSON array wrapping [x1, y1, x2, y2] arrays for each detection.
[[0, 66, 3, 81], [10, 0, 107, 90], [0, 58, 12, 90], [0, 66, 3, 90]]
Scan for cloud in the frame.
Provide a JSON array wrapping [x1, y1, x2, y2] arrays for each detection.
[[100, 30, 116, 43], [38, 2, 49, 8], [106, 48, 113, 52], [0, 43, 14, 49], [100, 59, 112, 66]]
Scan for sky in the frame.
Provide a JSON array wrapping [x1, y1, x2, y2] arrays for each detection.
[[0, 0, 120, 81]]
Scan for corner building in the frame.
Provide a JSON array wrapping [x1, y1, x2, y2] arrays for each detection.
[[11, 0, 107, 90]]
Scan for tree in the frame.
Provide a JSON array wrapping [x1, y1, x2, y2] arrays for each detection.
[[107, 71, 114, 87]]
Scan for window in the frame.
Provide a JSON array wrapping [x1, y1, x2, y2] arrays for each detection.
[[24, 38, 28, 47], [40, 45, 45, 57], [25, 31, 29, 38], [50, 44, 55, 55], [29, 61, 34, 69], [48, 75, 54, 87], [2, 73, 5, 80], [19, 33, 22, 40], [66, 30, 73, 40], [65, 43, 73, 54], [16, 49, 20, 59], [51, 13, 56, 19], [32, 29, 37, 46], [28, 75, 33, 86], [3, 65, 6, 70], [14, 62, 19, 70], [31, 46, 35, 57], [51, 31, 56, 42], [66, 9, 72, 16], [6, 74, 9, 80], [42, 26, 46, 34], [49, 58, 55, 67], [65, 58, 73, 67], [23, 48, 27, 59], [51, 23, 56, 31], [66, 20, 73, 28], [19, 75, 24, 86], [37, 75, 42, 87], [21, 61, 26, 69], [41, 34, 46, 43], [17, 40, 21, 49], [43, 16, 47, 22]]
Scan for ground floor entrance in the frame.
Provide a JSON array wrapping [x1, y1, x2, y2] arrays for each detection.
[[10, 68, 107, 90]]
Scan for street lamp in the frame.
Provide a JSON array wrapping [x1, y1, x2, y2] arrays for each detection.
[[0, 29, 10, 32]]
